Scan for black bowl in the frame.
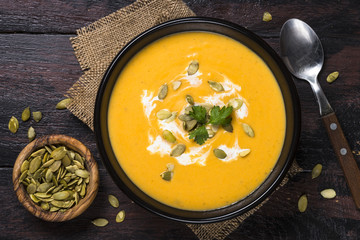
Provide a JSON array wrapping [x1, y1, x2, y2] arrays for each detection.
[[94, 17, 301, 223]]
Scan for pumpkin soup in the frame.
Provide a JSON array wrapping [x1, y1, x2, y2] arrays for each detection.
[[108, 32, 286, 211]]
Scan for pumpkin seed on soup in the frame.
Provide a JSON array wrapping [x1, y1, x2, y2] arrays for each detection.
[[170, 144, 186, 157], [156, 109, 172, 120], [242, 123, 255, 137], [208, 81, 224, 92], [172, 80, 182, 90], [162, 130, 176, 143], [228, 98, 243, 110], [239, 149, 251, 157], [8, 116, 19, 133], [158, 84, 168, 100], [186, 94, 194, 105], [160, 170, 173, 181], [222, 123, 233, 133], [165, 112, 177, 123], [311, 164, 322, 179], [213, 148, 227, 159], [108, 194, 119, 208], [22, 107, 31, 121], [32, 111, 42, 122], [187, 60, 199, 75]]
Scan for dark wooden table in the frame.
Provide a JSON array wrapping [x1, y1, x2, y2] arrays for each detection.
[[1, 1, 360, 239]]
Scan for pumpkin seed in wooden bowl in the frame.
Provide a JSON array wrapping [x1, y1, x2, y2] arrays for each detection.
[[12, 134, 99, 222]]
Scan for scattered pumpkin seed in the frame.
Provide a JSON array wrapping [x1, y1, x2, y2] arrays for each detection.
[[8, 116, 19, 133], [178, 114, 194, 121], [222, 123, 233, 133], [158, 84, 168, 100], [28, 126, 36, 142], [56, 98, 72, 109], [187, 60, 199, 75], [213, 148, 227, 159], [32, 111, 42, 122], [166, 163, 175, 171], [170, 144, 186, 157], [208, 81, 224, 92], [326, 71, 339, 83], [22, 107, 31, 121], [262, 12, 272, 22], [116, 210, 126, 223], [320, 189, 336, 199], [298, 194, 308, 212], [242, 123, 255, 137], [172, 80, 182, 91], [162, 130, 176, 143], [186, 94, 195, 105], [156, 109, 172, 120], [108, 194, 119, 208], [228, 98, 243, 110], [311, 164, 322, 179], [239, 149, 251, 157], [92, 218, 109, 227]]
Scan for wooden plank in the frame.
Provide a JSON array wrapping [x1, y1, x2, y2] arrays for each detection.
[[0, 0, 359, 39]]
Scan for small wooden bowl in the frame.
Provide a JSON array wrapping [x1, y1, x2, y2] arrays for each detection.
[[12, 135, 99, 222]]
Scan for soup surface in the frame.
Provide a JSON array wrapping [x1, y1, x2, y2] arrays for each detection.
[[108, 31, 286, 210]]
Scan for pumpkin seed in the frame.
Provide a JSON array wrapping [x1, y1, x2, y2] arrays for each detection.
[[29, 194, 41, 204], [242, 123, 255, 137], [160, 170, 173, 181], [184, 119, 197, 131], [165, 112, 177, 123], [61, 154, 71, 167], [31, 148, 46, 157], [26, 183, 37, 194], [50, 207, 60, 212], [298, 194, 308, 212], [211, 124, 219, 132], [108, 194, 119, 208], [222, 123, 233, 133], [239, 149, 251, 157], [187, 60, 199, 75], [158, 84, 168, 100], [34, 192, 52, 199], [201, 103, 213, 113], [178, 114, 194, 121], [213, 148, 227, 159], [75, 169, 90, 179], [228, 98, 243, 110], [166, 163, 175, 171], [56, 98, 72, 109], [42, 159, 55, 168], [41, 202, 50, 211], [156, 109, 172, 120], [92, 218, 109, 227], [262, 11, 272, 22], [44, 145, 52, 154], [326, 71, 339, 83], [116, 210, 126, 223], [184, 105, 193, 114], [53, 191, 70, 200], [65, 165, 78, 173], [80, 183, 86, 197], [29, 156, 42, 174], [172, 80, 182, 90], [32, 111, 42, 122], [311, 164, 322, 179], [20, 170, 28, 181], [50, 146, 67, 160], [49, 160, 62, 172], [37, 183, 53, 193], [206, 126, 215, 138], [28, 126, 36, 142], [8, 116, 19, 133], [162, 130, 176, 143], [22, 107, 31, 121], [170, 144, 186, 157], [208, 81, 224, 92], [320, 189, 336, 199], [21, 160, 29, 173], [186, 94, 194, 105]]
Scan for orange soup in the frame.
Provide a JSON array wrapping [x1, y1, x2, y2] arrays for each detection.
[[108, 32, 286, 211]]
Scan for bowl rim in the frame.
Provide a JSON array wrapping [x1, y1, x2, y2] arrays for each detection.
[[94, 17, 301, 223], [12, 134, 99, 222]]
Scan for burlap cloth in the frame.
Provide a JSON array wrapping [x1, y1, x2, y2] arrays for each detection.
[[66, 0, 302, 239]]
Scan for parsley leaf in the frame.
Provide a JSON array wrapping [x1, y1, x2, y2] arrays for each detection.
[[209, 106, 233, 125], [189, 125, 209, 145], [189, 106, 207, 124]]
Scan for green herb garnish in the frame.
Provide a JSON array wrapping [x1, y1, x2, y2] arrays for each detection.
[[189, 125, 209, 145], [209, 106, 233, 125], [189, 106, 207, 124]]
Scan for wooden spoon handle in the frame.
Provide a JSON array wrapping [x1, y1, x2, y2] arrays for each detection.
[[322, 112, 360, 209]]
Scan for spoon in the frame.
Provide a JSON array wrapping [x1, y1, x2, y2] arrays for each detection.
[[280, 18, 360, 209]]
